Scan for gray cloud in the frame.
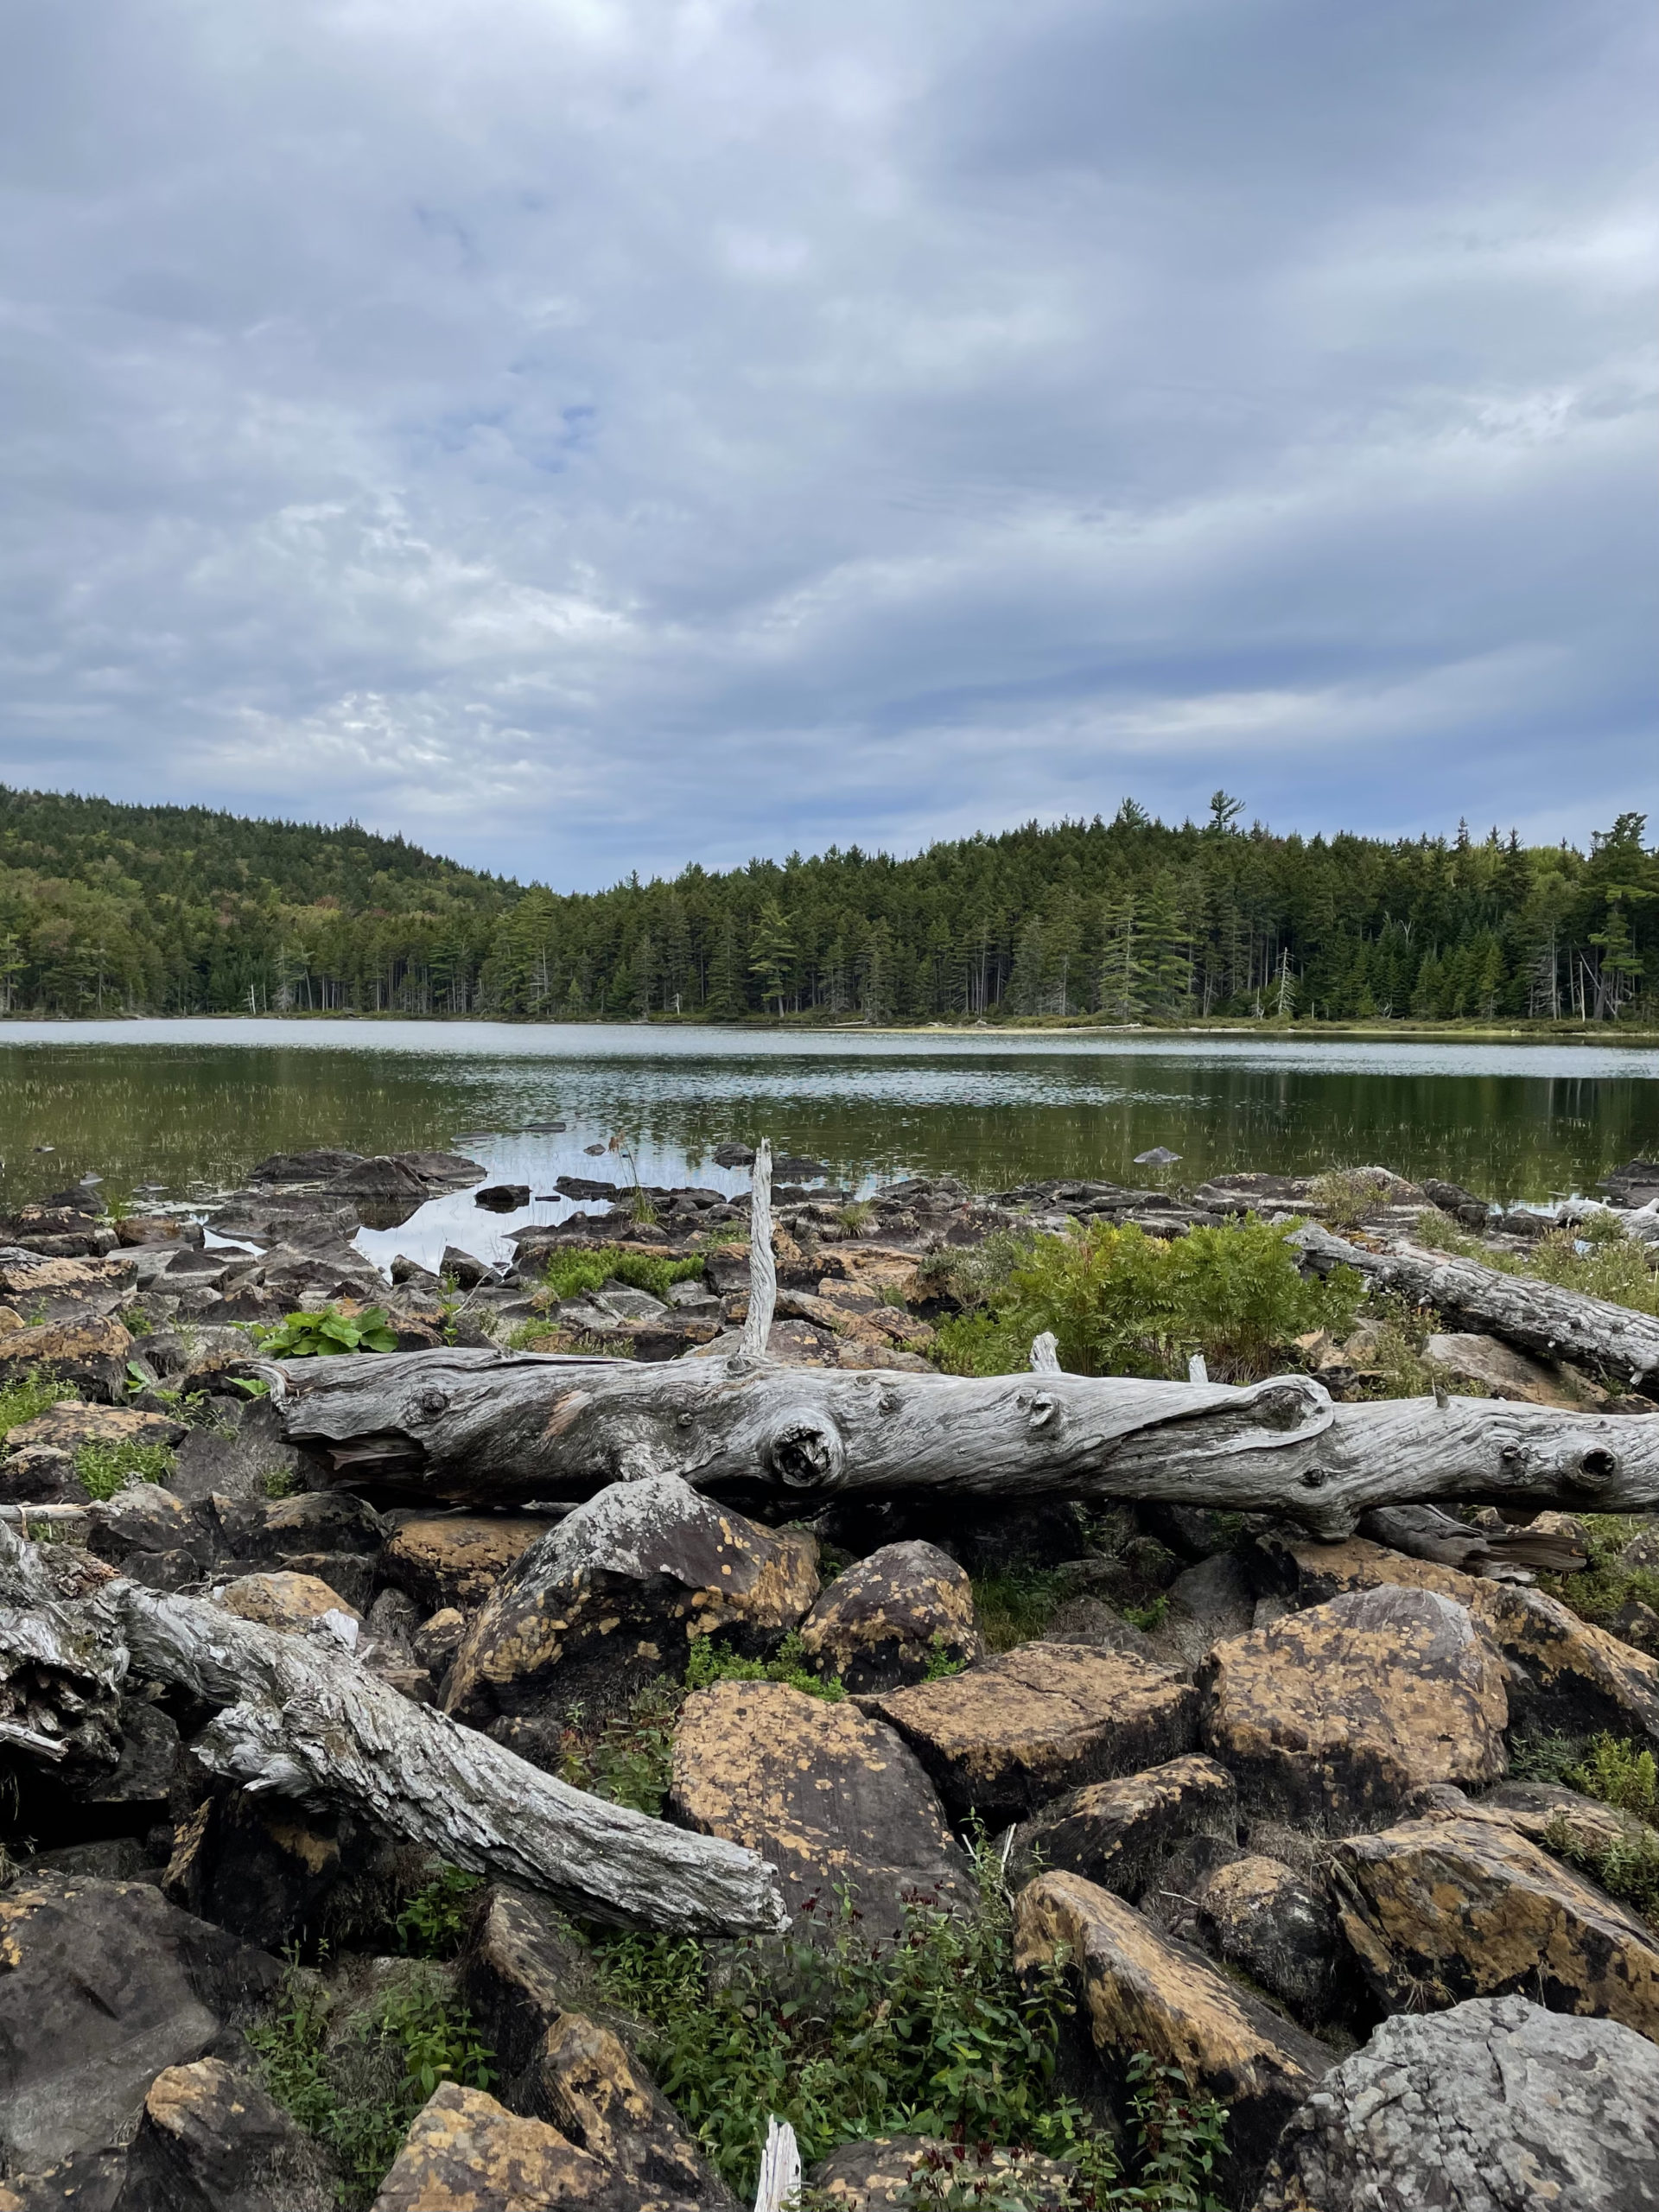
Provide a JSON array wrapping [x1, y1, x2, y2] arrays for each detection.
[[1, 0, 1652, 884]]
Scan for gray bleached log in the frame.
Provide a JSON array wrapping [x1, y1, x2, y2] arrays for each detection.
[[1293, 1220, 1659, 1389], [0, 1528, 784, 1936], [740, 1138, 777, 1358], [267, 1344, 1659, 1538], [1357, 1503, 1586, 1580]]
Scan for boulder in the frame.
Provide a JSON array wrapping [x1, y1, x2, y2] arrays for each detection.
[[1254, 1994, 1659, 2211], [861, 1644, 1198, 1827], [1422, 1331, 1605, 1409], [1333, 1808, 1659, 2038], [325, 1155, 431, 1201], [162, 1793, 350, 1950], [474, 1183, 531, 1212], [0, 1444, 88, 1504], [1012, 1872, 1330, 2195], [513, 2012, 734, 2206], [809, 2136, 1072, 2207], [5, 1402, 181, 1455], [368, 2082, 631, 2212], [1144, 1552, 1255, 1671], [796, 1541, 982, 1693], [412, 1605, 467, 1672], [249, 1149, 364, 1183], [1282, 1535, 1659, 1751], [457, 1886, 593, 2087], [667, 1680, 969, 1937], [168, 1402, 308, 1505], [87, 1483, 202, 1566], [1198, 1586, 1509, 1829], [444, 1478, 818, 1728], [0, 2147, 128, 2209], [1479, 1777, 1649, 1859], [213, 1569, 363, 1632], [0, 1250, 135, 1319], [111, 2056, 336, 2211], [1008, 1754, 1237, 1898], [66, 1696, 180, 1812], [1186, 1854, 1348, 2028], [214, 1488, 386, 1563], [0, 1875, 282, 2175], [383, 1516, 546, 1614], [0, 1317, 132, 1398]]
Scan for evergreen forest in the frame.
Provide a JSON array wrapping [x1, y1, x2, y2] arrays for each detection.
[[1, 784, 1655, 1027]]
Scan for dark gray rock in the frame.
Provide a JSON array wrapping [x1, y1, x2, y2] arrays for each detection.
[[796, 1541, 982, 1694], [248, 1150, 364, 1184], [1254, 1993, 1659, 2210], [474, 1185, 530, 1213], [0, 1875, 282, 2177], [168, 1402, 307, 1505]]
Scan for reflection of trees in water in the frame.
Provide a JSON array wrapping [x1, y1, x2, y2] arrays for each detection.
[[0, 1042, 1654, 1208]]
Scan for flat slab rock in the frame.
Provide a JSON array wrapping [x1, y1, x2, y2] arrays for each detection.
[[0, 1875, 282, 2175], [1255, 1993, 1659, 2211], [1333, 1807, 1659, 2039], [382, 1515, 548, 1611], [668, 1678, 969, 1937], [861, 1642, 1198, 1827], [1198, 1583, 1509, 1829], [1286, 1535, 1659, 1749], [1009, 1753, 1237, 1899], [1013, 1870, 1330, 2195]]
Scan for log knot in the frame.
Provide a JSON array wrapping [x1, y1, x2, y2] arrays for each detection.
[[762, 1406, 845, 1490]]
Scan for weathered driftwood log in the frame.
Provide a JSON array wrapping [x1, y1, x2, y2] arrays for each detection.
[[741, 1138, 777, 1358], [0, 1528, 784, 1936], [1293, 1221, 1659, 1389], [0, 1522, 125, 1767], [1357, 1503, 1586, 1581], [266, 1344, 1659, 1539]]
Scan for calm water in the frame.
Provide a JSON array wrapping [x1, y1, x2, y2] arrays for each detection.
[[2, 1022, 1656, 1269]]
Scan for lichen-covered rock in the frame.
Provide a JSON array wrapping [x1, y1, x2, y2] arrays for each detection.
[[1009, 1754, 1236, 1897], [514, 2012, 734, 2206], [810, 2135, 1072, 2208], [111, 2056, 337, 2211], [1283, 1535, 1659, 1749], [368, 2082, 632, 2211], [0, 1875, 282, 2176], [0, 1315, 131, 1397], [1198, 1586, 1509, 1829], [862, 1644, 1198, 1827], [213, 1567, 363, 1632], [4, 1401, 181, 1455], [1253, 1994, 1659, 2211], [383, 1516, 546, 1613], [86, 1482, 200, 1565], [444, 1478, 819, 1726], [214, 1488, 386, 1565], [796, 1541, 981, 1693], [1333, 1808, 1659, 2037], [1012, 1872, 1330, 2195], [0, 1251, 136, 1320], [1187, 1853, 1348, 2028], [667, 1679, 969, 1937]]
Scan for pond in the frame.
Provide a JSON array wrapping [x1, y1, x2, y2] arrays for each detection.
[[3, 1021, 1656, 1249]]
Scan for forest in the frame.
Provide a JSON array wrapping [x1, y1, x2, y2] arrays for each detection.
[[0, 784, 1653, 1027]]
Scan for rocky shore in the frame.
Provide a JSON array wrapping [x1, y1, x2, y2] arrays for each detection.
[[3, 1146, 1659, 2209]]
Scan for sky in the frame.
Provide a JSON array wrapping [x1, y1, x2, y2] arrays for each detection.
[[1, 0, 1655, 890]]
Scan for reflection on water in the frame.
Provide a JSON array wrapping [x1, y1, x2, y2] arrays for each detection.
[[0, 1024, 1655, 1244]]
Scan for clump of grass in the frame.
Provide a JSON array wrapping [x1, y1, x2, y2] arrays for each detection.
[[1413, 1211, 1659, 1319], [74, 1438, 175, 1502], [1535, 1515, 1659, 1634], [971, 1568, 1068, 1652], [1507, 1726, 1589, 1785], [1310, 1168, 1381, 1230], [0, 1370, 77, 1437], [594, 1842, 1227, 2206], [250, 1959, 496, 2210], [261, 1466, 300, 1499], [933, 1217, 1360, 1384], [558, 1677, 687, 1817], [1571, 1732, 1658, 1818], [538, 1245, 705, 1305], [836, 1201, 875, 1235], [394, 1865, 486, 1959]]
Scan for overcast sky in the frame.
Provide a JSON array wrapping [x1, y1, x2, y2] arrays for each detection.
[[2, 0, 1654, 888]]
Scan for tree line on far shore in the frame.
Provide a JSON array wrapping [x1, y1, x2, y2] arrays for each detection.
[[1, 784, 1654, 1027]]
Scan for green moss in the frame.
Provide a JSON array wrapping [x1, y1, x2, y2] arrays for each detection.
[[538, 1245, 705, 1303], [970, 1569, 1067, 1652]]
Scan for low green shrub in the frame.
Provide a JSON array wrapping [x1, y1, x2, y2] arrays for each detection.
[[970, 1570, 1068, 1652], [256, 1306, 400, 1357], [0, 1370, 76, 1436], [538, 1246, 705, 1304], [592, 1845, 1227, 2208], [1536, 1515, 1659, 1634], [74, 1439, 175, 1502], [683, 1628, 844, 1701], [933, 1219, 1360, 1384], [558, 1677, 687, 1817], [1571, 1732, 1658, 1818], [251, 1960, 496, 2210], [394, 1865, 486, 1959]]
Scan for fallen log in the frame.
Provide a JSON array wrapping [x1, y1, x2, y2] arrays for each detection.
[[0, 1526, 785, 1937], [265, 1343, 1659, 1538], [1293, 1221, 1659, 1390], [1357, 1503, 1586, 1581]]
